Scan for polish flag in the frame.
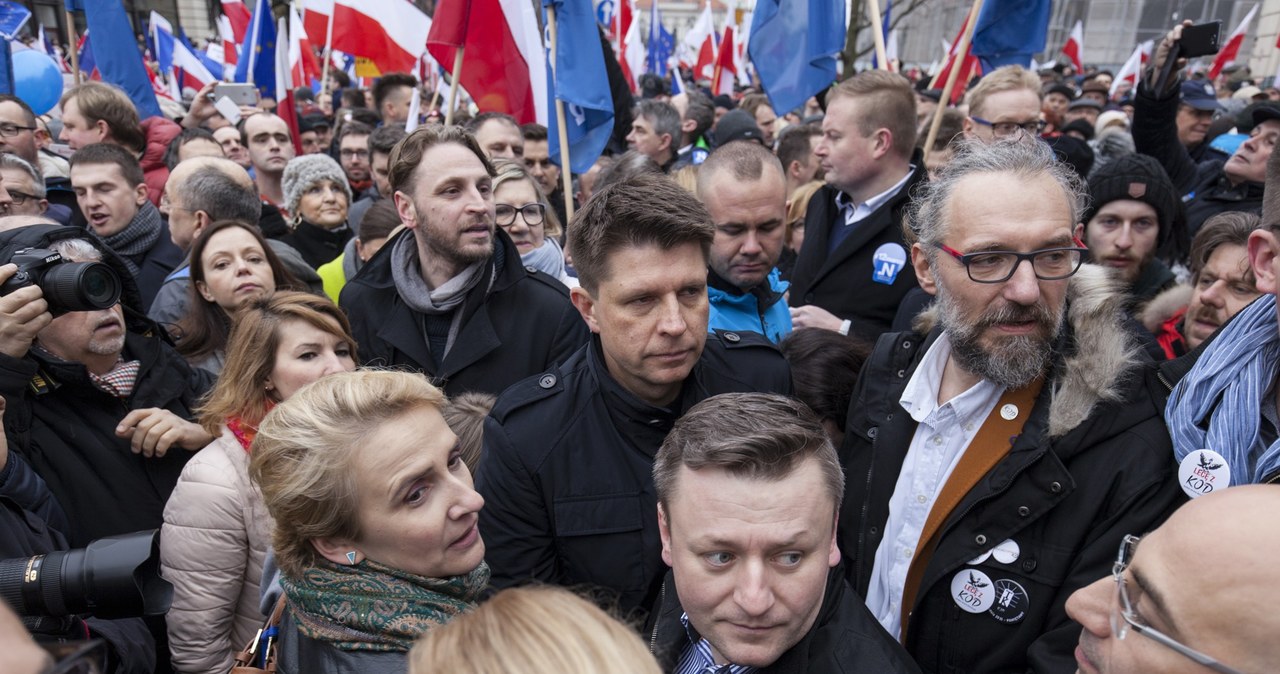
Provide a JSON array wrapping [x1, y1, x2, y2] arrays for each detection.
[[930, 14, 982, 104], [711, 25, 736, 96], [681, 1, 716, 82], [622, 4, 646, 93], [1061, 20, 1083, 72], [275, 17, 304, 156], [1209, 5, 1258, 80], [288, 9, 323, 86], [301, 0, 333, 48], [326, 0, 431, 75], [218, 16, 238, 66], [1111, 40, 1152, 98], [221, 0, 251, 43], [428, 0, 547, 124], [614, 0, 637, 91]]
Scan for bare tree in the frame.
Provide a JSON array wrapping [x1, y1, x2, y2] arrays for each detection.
[[841, 0, 933, 75]]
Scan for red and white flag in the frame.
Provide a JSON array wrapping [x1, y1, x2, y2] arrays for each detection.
[[616, 0, 644, 92], [427, 0, 547, 124], [1061, 20, 1083, 72], [1111, 40, 1152, 98], [681, 1, 716, 83], [217, 16, 238, 66], [275, 17, 304, 155], [930, 16, 982, 104], [301, 0, 333, 48], [711, 25, 736, 96], [1209, 5, 1258, 80], [221, 0, 251, 43], [288, 8, 323, 86], [324, 0, 431, 75]]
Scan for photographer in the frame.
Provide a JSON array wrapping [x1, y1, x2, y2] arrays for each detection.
[[0, 222, 213, 548], [1133, 20, 1280, 237]]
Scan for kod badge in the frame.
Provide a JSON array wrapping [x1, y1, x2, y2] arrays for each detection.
[[872, 243, 907, 285], [988, 579, 1029, 624], [1178, 449, 1231, 499], [951, 569, 995, 613]]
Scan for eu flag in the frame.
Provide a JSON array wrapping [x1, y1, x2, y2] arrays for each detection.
[[748, 0, 844, 115], [970, 0, 1051, 71], [233, 0, 276, 100], [542, 0, 614, 175], [646, 2, 673, 77]]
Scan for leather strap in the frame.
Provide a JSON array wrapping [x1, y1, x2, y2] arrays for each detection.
[[898, 377, 1043, 639]]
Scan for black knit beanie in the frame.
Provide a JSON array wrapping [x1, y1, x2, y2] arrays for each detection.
[[1083, 153, 1179, 249]]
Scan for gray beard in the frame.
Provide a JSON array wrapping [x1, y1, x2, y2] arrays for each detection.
[[935, 285, 1063, 390]]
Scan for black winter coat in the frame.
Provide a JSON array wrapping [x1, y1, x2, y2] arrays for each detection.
[[646, 566, 921, 673], [340, 228, 589, 397], [839, 269, 1183, 673], [0, 333, 213, 547], [788, 159, 925, 343], [476, 332, 793, 617]]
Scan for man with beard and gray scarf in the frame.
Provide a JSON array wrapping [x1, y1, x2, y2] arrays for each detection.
[[339, 125, 589, 396], [836, 139, 1181, 673]]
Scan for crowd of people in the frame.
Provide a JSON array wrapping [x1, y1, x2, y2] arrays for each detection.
[[3, 17, 1280, 674]]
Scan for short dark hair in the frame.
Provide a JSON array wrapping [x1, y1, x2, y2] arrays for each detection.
[[568, 172, 713, 293], [520, 122, 548, 142], [388, 125, 495, 197], [0, 95, 36, 125], [337, 120, 373, 147], [653, 392, 844, 511], [466, 112, 519, 136], [779, 328, 870, 431], [164, 127, 219, 171], [368, 124, 407, 157], [329, 70, 351, 88], [696, 140, 783, 198], [341, 89, 367, 109], [683, 91, 714, 143], [1190, 212, 1262, 284], [373, 73, 417, 115], [70, 142, 145, 187], [776, 123, 822, 169], [177, 163, 261, 225], [359, 198, 402, 244]]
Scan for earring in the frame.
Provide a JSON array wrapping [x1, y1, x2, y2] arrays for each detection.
[[346, 551, 358, 565]]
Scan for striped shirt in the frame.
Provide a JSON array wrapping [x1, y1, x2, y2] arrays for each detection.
[[673, 612, 757, 674]]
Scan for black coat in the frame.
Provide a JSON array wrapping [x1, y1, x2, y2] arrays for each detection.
[[1133, 82, 1264, 237], [340, 228, 589, 397], [788, 160, 925, 343], [0, 332, 213, 546], [839, 307, 1182, 673], [646, 566, 921, 673], [277, 220, 353, 269], [130, 219, 185, 313], [476, 332, 793, 617]]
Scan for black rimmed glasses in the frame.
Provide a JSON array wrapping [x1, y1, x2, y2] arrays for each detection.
[[495, 202, 546, 228], [0, 122, 37, 137], [6, 189, 38, 205], [1111, 535, 1244, 674], [969, 116, 1046, 139], [935, 240, 1088, 284]]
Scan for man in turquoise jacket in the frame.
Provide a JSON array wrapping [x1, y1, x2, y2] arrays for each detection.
[[698, 140, 793, 343]]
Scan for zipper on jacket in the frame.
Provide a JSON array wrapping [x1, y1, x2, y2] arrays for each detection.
[[854, 433, 877, 586], [649, 578, 666, 653], [1157, 368, 1175, 394]]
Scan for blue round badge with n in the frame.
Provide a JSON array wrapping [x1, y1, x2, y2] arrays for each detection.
[[872, 243, 908, 285]]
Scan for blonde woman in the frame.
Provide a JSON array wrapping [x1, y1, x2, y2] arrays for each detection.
[[491, 159, 574, 286]]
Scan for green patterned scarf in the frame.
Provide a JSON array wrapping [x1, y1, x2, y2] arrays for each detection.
[[281, 558, 490, 652]]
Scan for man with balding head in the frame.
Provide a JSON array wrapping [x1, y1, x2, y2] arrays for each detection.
[[1066, 485, 1280, 674]]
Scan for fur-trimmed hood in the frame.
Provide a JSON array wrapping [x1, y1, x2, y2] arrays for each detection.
[[911, 263, 1143, 438]]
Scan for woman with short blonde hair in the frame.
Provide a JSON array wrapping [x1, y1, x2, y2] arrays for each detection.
[[409, 586, 662, 674], [491, 159, 574, 286]]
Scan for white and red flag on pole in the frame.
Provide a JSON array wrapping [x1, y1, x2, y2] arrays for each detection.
[[427, 0, 547, 124], [1061, 20, 1083, 72], [1209, 5, 1258, 80], [931, 15, 981, 104], [221, 0, 251, 42], [1111, 40, 1152, 98], [711, 25, 736, 96], [681, 0, 716, 83], [275, 17, 304, 155]]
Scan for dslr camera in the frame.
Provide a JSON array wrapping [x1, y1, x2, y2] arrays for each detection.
[[0, 247, 121, 315]]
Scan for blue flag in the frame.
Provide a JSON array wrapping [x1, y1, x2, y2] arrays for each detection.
[[233, 0, 276, 99], [186, 32, 224, 82], [646, 1, 673, 76], [970, 0, 1051, 71], [749, 0, 844, 115], [76, 0, 161, 119], [542, 0, 614, 175], [871, 0, 891, 70], [0, 1, 30, 39]]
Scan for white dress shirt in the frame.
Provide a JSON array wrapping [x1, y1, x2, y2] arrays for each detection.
[[834, 165, 916, 226]]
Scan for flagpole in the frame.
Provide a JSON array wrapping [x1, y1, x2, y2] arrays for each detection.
[[923, 0, 983, 163], [445, 48, 464, 126], [319, 3, 335, 100], [65, 11, 80, 84], [547, 5, 574, 223], [867, 0, 889, 71]]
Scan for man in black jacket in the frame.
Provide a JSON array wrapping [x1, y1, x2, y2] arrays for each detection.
[[788, 70, 924, 343], [476, 174, 792, 618], [840, 140, 1181, 672], [647, 393, 918, 673], [340, 125, 588, 397], [1134, 21, 1280, 236]]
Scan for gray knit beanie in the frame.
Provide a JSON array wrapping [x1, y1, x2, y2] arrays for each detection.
[[282, 154, 353, 222]]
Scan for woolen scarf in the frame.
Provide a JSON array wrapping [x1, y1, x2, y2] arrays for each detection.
[[1166, 294, 1280, 484], [103, 201, 163, 277], [389, 232, 487, 356], [281, 558, 489, 652], [521, 237, 567, 280]]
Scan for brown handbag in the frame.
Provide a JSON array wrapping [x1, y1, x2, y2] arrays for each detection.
[[230, 596, 288, 673]]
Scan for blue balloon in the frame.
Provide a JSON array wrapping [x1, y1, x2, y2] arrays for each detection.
[[13, 49, 63, 115]]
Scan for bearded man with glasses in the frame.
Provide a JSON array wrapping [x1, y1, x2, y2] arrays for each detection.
[[1065, 485, 1279, 674], [838, 139, 1181, 673]]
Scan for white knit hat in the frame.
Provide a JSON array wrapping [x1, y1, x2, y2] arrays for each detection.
[[281, 153, 353, 221]]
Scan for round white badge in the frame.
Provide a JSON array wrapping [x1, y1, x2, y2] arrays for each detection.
[[991, 539, 1021, 565], [1178, 449, 1231, 499], [968, 549, 992, 565], [1000, 404, 1019, 420], [951, 569, 996, 613]]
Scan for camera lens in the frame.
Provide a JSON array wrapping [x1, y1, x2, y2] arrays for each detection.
[[0, 531, 171, 619], [40, 262, 121, 312]]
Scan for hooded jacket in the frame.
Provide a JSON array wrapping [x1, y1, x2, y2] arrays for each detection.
[[840, 265, 1183, 673], [707, 267, 792, 343], [140, 116, 181, 207]]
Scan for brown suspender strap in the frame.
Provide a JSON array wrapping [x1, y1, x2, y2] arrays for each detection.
[[897, 377, 1044, 640]]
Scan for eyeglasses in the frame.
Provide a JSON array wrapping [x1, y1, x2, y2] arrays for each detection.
[[1111, 535, 1244, 674], [495, 202, 546, 228], [6, 189, 39, 205], [969, 116, 1046, 139], [0, 122, 37, 137], [339, 149, 369, 160], [935, 240, 1088, 284]]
